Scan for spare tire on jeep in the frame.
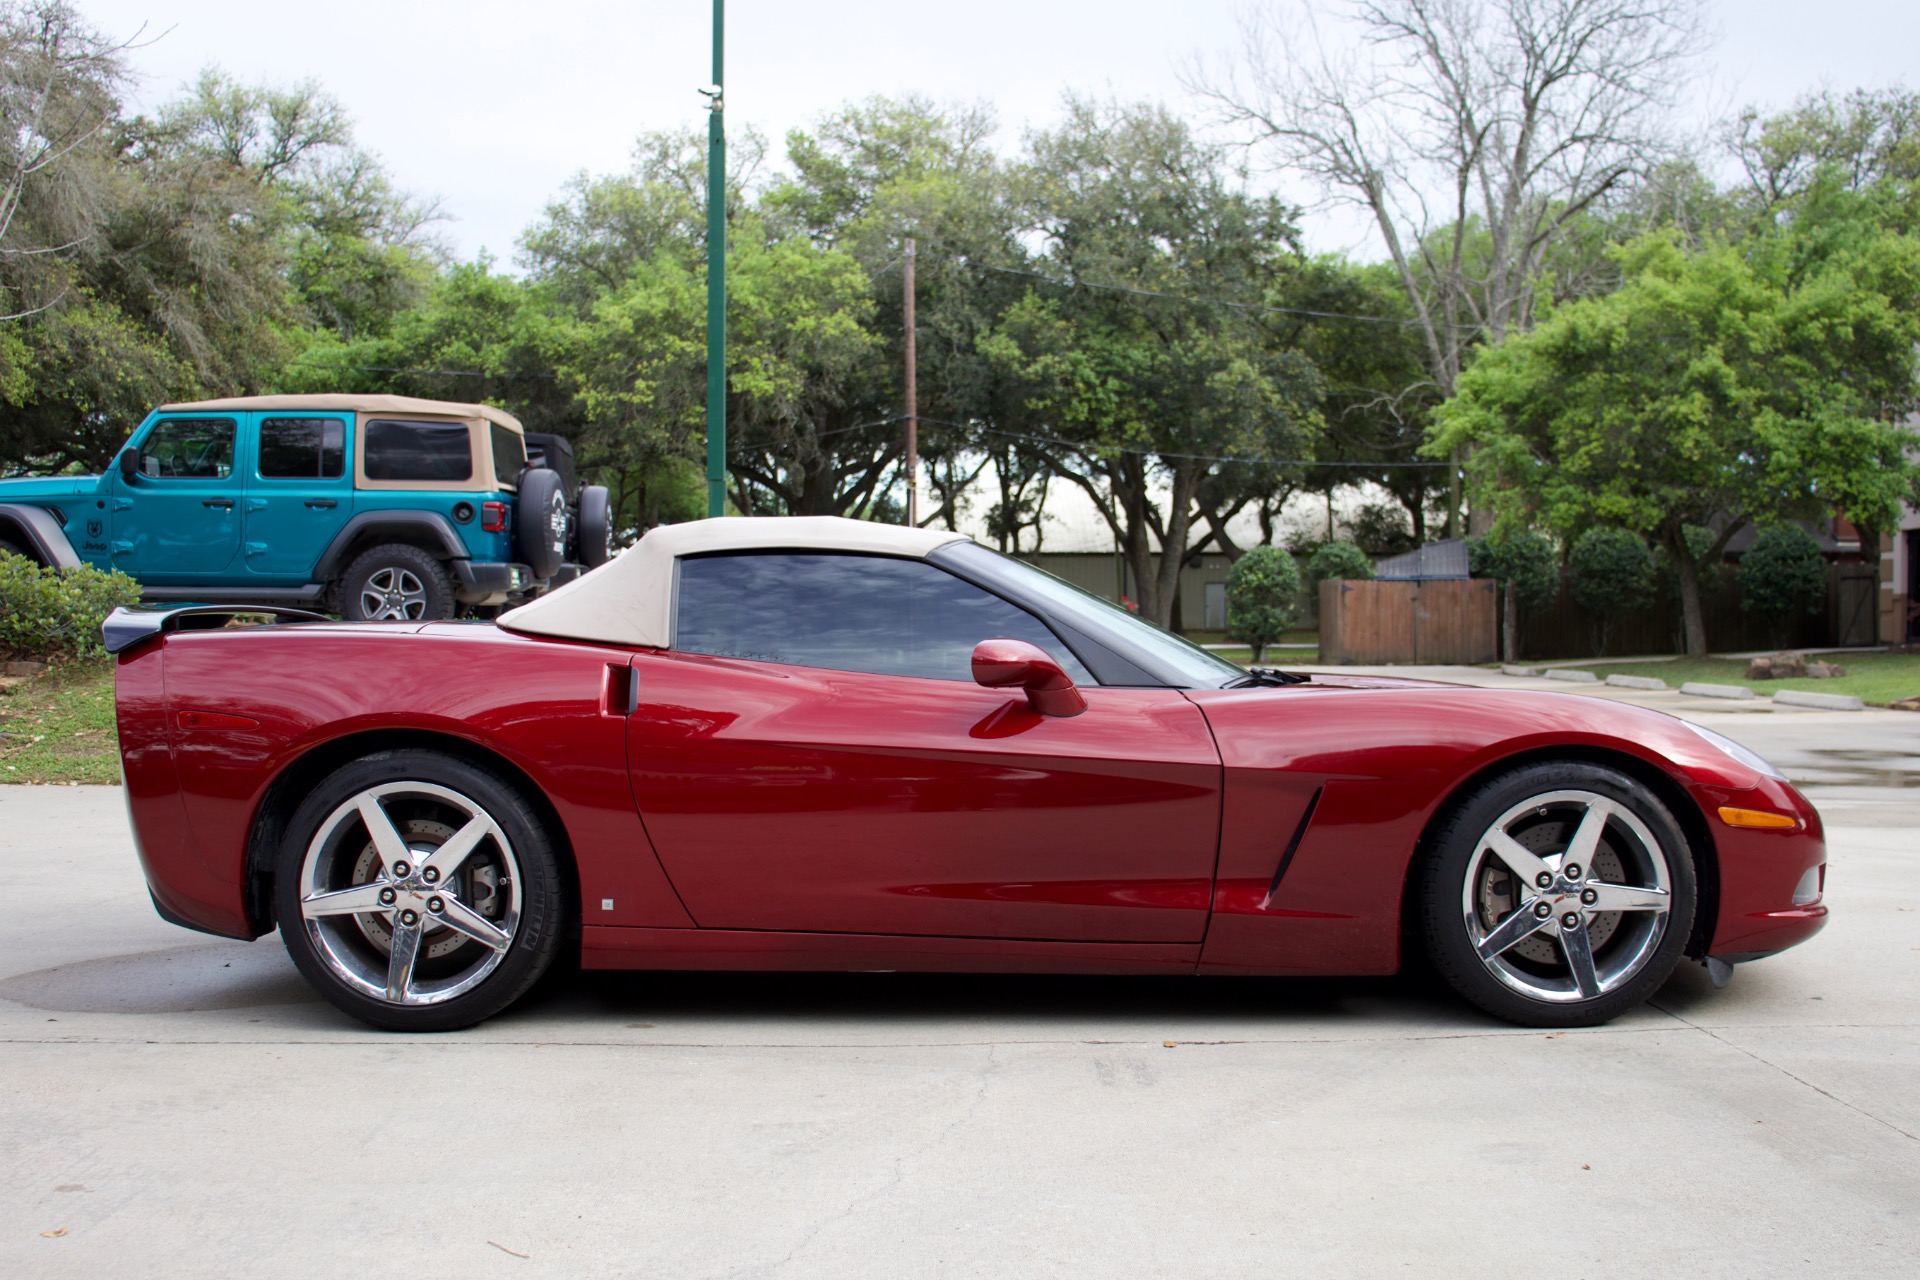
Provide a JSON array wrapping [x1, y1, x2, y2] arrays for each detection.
[[576, 484, 611, 568], [516, 467, 567, 581]]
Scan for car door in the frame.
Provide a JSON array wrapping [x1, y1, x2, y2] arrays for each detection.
[[625, 550, 1223, 943], [243, 413, 354, 580], [112, 413, 243, 581]]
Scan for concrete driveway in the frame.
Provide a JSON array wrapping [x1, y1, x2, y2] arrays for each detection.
[[2, 707, 1916, 1277]]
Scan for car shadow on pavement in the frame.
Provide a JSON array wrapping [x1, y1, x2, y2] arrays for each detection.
[[512, 963, 1485, 1034]]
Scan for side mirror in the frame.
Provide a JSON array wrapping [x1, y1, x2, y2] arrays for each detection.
[[118, 448, 138, 481], [971, 638, 1087, 717]]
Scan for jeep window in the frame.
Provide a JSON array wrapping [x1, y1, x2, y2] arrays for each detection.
[[490, 423, 525, 486], [140, 418, 235, 480], [364, 419, 472, 482], [259, 417, 346, 479]]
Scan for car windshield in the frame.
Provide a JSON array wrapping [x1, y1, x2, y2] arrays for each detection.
[[940, 542, 1244, 687]]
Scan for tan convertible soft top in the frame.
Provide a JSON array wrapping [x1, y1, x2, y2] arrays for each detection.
[[158, 394, 525, 434], [498, 516, 970, 650]]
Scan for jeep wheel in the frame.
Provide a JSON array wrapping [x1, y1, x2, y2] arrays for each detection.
[[339, 543, 456, 622], [0, 536, 28, 562], [515, 467, 567, 581]]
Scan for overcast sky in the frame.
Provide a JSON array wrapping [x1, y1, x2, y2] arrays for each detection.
[[81, 0, 1920, 265]]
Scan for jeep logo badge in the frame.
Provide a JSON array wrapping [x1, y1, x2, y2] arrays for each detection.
[[87, 518, 103, 538]]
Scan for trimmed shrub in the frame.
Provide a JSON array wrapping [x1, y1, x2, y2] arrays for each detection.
[[1738, 526, 1827, 644], [0, 550, 142, 661], [1304, 539, 1374, 587], [1468, 530, 1559, 608], [1568, 528, 1655, 655], [1226, 546, 1303, 664]]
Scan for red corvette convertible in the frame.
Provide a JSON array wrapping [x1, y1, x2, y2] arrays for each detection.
[[105, 517, 1826, 1031]]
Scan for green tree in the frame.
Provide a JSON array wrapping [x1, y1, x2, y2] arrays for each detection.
[[1567, 528, 1655, 656], [1469, 530, 1558, 661], [1304, 539, 1373, 586], [981, 99, 1323, 628], [1737, 525, 1829, 645], [1225, 545, 1301, 663], [1433, 231, 1920, 655]]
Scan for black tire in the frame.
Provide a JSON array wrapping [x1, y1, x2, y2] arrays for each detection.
[[515, 467, 567, 580], [273, 749, 567, 1031], [338, 543, 455, 622], [0, 536, 29, 562], [575, 484, 612, 568], [1420, 761, 1696, 1028]]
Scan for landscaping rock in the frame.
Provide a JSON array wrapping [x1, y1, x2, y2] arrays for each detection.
[[1803, 661, 1846, 679], [1745, 652, 1808, 680], [1773, 689, 1865, 712], [1500, 665, 1540, 677], [1604, 674, 1670, 691], [1889, 697, 1920, 712], [1679, 681, 1756, 700], [1545, 668, 1599, 683], [0, 661, 47, 678]]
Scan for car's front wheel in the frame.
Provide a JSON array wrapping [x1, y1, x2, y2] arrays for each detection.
[[274, 750, 566, 1031], [1420, 761, 1696, 1027]]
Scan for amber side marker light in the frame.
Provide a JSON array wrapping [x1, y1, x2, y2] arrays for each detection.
[[1717, 806, 1800, 831]]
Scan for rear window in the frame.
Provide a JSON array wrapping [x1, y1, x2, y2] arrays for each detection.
[[491, 423, 526, 486], [259, 417, 345, 479], [364, 419, 472, 482]]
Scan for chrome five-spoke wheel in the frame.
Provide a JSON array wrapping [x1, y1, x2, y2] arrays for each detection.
[[1464, 790, 1672, 1003], [1422, 762, 1696, 1027], [276, 750, 564, 1031], [298, 781, 521, 1006]]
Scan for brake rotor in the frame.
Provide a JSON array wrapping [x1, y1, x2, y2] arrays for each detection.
[[349, 817, 473, 961], [1477, 816, 1628, 965]]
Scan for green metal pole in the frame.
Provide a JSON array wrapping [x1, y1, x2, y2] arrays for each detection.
[[704, 0, 727, 517]]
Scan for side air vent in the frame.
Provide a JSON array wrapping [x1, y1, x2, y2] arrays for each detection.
[[1261, 787, 1324, 908]]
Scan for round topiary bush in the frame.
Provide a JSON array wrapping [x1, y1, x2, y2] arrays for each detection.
[[1738, 525, 1827, 644], [1226, 545, 1303, 664], [1567, 527, 1655, 655], [1304, 539, 1374, 587]]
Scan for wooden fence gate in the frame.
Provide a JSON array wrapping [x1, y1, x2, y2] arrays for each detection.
[[1319, 578, 1498, 665]]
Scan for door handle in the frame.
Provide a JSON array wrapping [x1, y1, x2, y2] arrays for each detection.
[[304, 498, 337, 509], [202, 498, 234, 509]]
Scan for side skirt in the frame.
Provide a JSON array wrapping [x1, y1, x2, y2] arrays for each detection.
[[581, 926, 1201, 975]]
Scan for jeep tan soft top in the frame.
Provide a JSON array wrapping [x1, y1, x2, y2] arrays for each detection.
[[158, 394, 526, 434]]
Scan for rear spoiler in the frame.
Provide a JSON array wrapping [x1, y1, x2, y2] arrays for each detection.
[[102, 605, 330, 655]]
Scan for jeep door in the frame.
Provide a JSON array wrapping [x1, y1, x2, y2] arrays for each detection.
[[242, 413, 353, 580], [112, 413, 243, 580]]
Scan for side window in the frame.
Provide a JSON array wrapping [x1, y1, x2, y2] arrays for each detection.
[[259, 417, 346, 479], [674, 552, 1095, 684], [490, 423, 525, 486], [139, 418, 235, 479], [364, 419, 472, 482]]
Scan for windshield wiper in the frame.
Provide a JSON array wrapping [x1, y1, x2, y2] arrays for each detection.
[[1227, 667, 1311, 688]]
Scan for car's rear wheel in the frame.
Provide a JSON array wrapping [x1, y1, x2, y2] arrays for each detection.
[[339, 543, 455, 622], [1420, 761, 1696, 1027], [0, 536, 29, 561], [274, 750, 566, 1031]]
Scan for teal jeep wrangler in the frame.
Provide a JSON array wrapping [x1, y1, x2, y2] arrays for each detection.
[[0, 394, 610, 620]]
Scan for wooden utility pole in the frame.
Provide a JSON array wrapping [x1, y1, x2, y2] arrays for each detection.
[[903, 236, 918, 527]]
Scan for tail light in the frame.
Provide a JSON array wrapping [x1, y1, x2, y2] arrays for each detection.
[[481, 501, 508, 533]]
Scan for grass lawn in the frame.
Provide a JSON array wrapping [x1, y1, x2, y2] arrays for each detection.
[[1538, 652, 1920, 707], [0, 661, 119, 784]]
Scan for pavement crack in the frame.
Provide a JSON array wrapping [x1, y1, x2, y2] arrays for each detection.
[[744, 1042, 1002, 1280], [1651, 1001, 1918, 1143]]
